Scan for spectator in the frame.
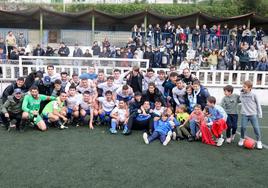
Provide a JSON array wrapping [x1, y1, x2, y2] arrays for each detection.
[[143, 46, 154, 67], [102, 37, 110, 51], [92, 41, 101, 57], [45, 46, 56, 56], [154, 24, 161, 47], [178, 40, 188, 64], [256, 27, 265, 42], [217, 51, 228, 70], [153, 47, 162, 68], [83, 49, 92, 57], [17, 32, 27, 48], [33, 44, 45, 56], [10, 46, 19, 60], [256, 57, 268, 71], [208, 50, 218, 71], [5, 31, 16, 59], [192, 25, 200, 50], [248, 45, 258, 70], [131, 24, 139, 39], [58, 42, 70, 57], [0, 48, 6, 62], [221, 24, 229, 49], [238, 47, 249, 70], [99, 47, 110, 58], [147, 24, 154, 45], [200, 24, 208, 48], [0, 38, 6, 56], [73, 43, 83, 57]]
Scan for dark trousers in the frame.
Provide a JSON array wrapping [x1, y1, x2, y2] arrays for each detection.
[[1, 112, 22, 129], [127, 113, 153, 132], [7, 46, 13, 59], [148, 131, 166, 143], [226, 114, 238, 138]]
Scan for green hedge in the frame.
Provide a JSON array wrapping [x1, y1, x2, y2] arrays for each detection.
[[52, 2, 267, 17], [3, 1, 268, 17]]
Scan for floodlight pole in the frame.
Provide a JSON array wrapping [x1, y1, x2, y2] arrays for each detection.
[[91, 15, 95, 43], [144, 9, 148, 41], [247, 17, 251, 29], [196, 13, 200, 26], [39, 10, 43, 45]]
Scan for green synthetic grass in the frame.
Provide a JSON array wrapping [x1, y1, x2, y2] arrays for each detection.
[[1, 106, 268, 188]]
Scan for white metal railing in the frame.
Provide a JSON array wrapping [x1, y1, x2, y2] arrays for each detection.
[[0, 56, 265, 89]]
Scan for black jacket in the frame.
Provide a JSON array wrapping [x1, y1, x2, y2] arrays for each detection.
[[142, 88, 166, 106], [126, 72, 143, 93], [1, 83, 27, 103]]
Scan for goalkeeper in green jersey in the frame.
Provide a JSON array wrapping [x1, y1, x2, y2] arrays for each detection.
[[22, 86, 55, 131]]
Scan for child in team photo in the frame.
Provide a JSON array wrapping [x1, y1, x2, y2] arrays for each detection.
[[221, 85, 240, 143], [110, 100, 129, 134], [143, 112, 173, 146], [238, 80, 263, 149]]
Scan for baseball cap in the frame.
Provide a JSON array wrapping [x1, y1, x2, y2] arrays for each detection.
[[134, 91, 142, 96], [43, 76, 51, 85], [13, 88, 22, 94]]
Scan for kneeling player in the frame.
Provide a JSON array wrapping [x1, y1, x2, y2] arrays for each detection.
[[21, 86, 55, 131], [79, 91, 94, 129], [41, 91, 68, 130]]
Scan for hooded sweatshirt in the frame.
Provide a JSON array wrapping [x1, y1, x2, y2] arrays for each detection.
[[240, 91, 262, 118]]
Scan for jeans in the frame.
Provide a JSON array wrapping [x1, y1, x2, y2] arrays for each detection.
[[241, 114, 261, 141], [226, 114, 238, 138], [189, 120, 199, 137], [148, 131, 166, 143]]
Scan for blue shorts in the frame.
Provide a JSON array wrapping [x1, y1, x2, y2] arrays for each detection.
[[67, 108, 73, 114]]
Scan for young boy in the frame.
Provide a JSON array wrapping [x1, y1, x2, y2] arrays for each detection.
[[221, 85, 240, 143], [143, 112, 173, 146], [172, 78, 186, 108], [206, 96, 227, 147], [176, 104, 192, 141], [51, 79, 63, 97], [180, 104, 205, 141], [152, 99, 165, 117], [110, 100, 129, 134], [238, 80, 263, 149], [155, 70, 166, 95]]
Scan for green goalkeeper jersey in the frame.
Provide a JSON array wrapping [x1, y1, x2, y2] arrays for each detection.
[[22, 94, 55, 113]]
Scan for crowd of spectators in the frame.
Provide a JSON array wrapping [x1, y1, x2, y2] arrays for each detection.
[[1, 23, 268, 71]]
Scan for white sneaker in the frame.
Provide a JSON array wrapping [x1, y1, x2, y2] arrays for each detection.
[[238, 138, 245, 147], [256, 141, 263, 150], [172, 132, 177, 140], [226, 138, 232, 144], [231, 134, 236, 141], [143, 132, 149, 144], [60, 125, 68, 129], [217, 137, 224, 147], [163, 133, 171, 146]]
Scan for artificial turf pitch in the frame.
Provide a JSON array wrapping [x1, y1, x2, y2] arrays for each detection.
[[0, 109, 268, 188]]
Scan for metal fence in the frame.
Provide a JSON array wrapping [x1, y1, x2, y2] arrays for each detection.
[[0, 56, 267, 89]]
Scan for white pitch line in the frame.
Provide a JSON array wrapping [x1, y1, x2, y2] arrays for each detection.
[[236, 131, 268, 149]]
